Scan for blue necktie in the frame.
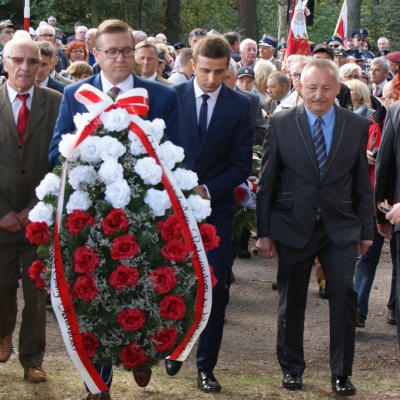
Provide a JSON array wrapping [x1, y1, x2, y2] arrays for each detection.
[[198, 94, 210, 141], [313, 117, 327, 175]]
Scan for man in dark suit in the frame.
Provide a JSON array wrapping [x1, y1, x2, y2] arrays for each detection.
[[49, 19, 178, 169], [0, 32, 62, 384], [171, 35, 253, 393], [256, 58, 373, 396], [264, 71, 290, 117]]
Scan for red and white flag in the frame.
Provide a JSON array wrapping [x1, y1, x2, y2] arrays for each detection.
[[334, 0, 348, 47]]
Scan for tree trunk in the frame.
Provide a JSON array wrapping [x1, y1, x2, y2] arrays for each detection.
[[91, 0, 100, 28], [238, 0, 257, 40], [347, 0, 361, 40], [277, 0, 289, 43], [166, 0, 180, 45]]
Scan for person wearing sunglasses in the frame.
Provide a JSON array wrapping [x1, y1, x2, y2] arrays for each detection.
[[326, 35, 343, 50]]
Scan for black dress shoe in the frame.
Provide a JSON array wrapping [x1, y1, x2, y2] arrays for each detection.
[[356, 313, 366, 328], [282, 374, 302, 390], [387, 309, 397, 325], [197, 369, 221, 393], [271, 282, 278, 291], [165, 359, 182, 376], [331, 375, 356, 396]]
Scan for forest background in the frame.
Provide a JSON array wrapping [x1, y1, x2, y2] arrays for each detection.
[[0, 0, 398, 55]]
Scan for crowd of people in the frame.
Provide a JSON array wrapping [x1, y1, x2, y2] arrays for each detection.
[[0, 14, 399, 399]]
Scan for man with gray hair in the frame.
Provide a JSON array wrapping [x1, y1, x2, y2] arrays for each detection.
[[238, 38, 257, 68], [370, 57, 390, 98], [377, 37, 389, 51], [85, 28, 97, 66]]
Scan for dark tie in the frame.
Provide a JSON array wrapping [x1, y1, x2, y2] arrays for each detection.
[[107, 86, 121, 100], [16, 94, 30, 145], [198, 94, 210, 141], [313, 117, 327, 175]]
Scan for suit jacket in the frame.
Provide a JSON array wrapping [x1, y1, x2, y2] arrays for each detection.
[[256, 103, 373, 249], [49, 73, 179, 167], [46, 76, 67, 94], [375, 101, 400, 228], [0, 84, 62, 242], [155, 74, 173, 86], [54, 71, 74, 85], [173, 79, 254, 209]]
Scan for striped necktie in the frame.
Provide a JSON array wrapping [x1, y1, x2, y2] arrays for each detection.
[[313, 117, 327, 175]]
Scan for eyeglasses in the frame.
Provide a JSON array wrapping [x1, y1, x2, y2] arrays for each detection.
[[1, 30, 15, 36], [190, 31, 206, 37], [96, 48, 135, 59], [70, 50, 85, 54], [329, 44, 340, 48], [38, 34, 55, 38], [6, 56, 40, 66]]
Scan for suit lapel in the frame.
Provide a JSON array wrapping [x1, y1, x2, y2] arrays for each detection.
[[183, 80, 202, 155], [0, 85, 19, 142], [25, 84, 46, 143]]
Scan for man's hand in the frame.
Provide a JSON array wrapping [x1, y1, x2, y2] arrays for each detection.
[[0, 211, 23, 233], [194, 185, 210, 200], [256, 237, 276, 259], [377, 222, 393, 239], [357, 240, 373, 255], [17, 208, 31, 228], [366, 150, 376, 166], [386, 203, 400, 225]]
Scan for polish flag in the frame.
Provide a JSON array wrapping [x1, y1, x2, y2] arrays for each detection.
[[334, 0, 348, 47]]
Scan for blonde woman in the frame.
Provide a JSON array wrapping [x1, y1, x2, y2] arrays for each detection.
[[344, 79, 375, 118], [253, 60, 277, 104]]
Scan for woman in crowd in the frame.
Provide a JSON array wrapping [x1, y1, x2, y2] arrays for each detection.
[[345, 79, 375, 117], [253, 60, 276, 105], [65, 61, 93, 81]]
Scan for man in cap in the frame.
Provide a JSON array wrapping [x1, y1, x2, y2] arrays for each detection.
[[386, 51, 400, 79], [334, 47, 348, 68], [258, 34, 281, 70], [173, 41, 186, 55], [0, 20, 15, 59], [326, 36, 342, 50], [277, 43, 286, 63], [347, 48, 366, 69], [236, 66, 255, 92], [351, 29, 374, 69]]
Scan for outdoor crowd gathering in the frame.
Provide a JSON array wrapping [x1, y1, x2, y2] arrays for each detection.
[[1, 0, 400, 398]]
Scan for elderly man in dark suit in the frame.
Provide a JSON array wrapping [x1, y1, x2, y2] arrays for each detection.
[[49, 19, 178, 169], [170, 35, 253, 393], [0, 32, 61, 383], [256, 58, 373, 396]]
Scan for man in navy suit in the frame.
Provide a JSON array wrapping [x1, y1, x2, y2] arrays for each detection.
[[171, 35, 253, 393], [49, 19, 178, 168], [49, 19, 179, 400]]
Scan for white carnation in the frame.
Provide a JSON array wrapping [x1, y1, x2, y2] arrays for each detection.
[[173, 168, 198, 191], [100, 108, 130, 132], [144, 188, 171, 216], [68, 165, 98, 190], [79, 136, 102, 164], [100, 136, 126, 161], [104, 179, 131, 208], [29, 202, 54, 226], [36, 173, 60, 200], [58, 133, 80, 161], [150, 118, 166, 143], [73, 112, 91, 130], [66, 190, 92, 214], [159, 141, 185, 170], [98, 160, 124, 185], [134, 157, 162, 185], [128, 131, 147, 156], [187, 194, 212, 222]]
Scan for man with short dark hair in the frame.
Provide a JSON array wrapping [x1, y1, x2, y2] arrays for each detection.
[[170, 35, 253, 393], [168, 48, 193, 85], [223, 31, 241, 62], [264, 71, 290, 116], [370, 57, 390, 97]]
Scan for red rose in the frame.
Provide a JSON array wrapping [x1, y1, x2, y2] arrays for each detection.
[[25, 222, 50, 245], [73, 246, 100, 274], [234, 186, 247, 203], [117, 308, 146, 331], [28, 260, 46, 289], [111, 234, 139, 260], [65, 210, 95, 236], [161, 240, 188, 262], [74, 275, 99, 302], [157, 214, 182, 242], [151, 327, 178, 352], [199, 223, 220, 251], [110, 265, 139, 293], [209, 264, 218, 288], [120, 341, 148, 369], [159, 295, 186, 320], [148, 266, 177, 294], [101, 209, 129, 236], [81, 332, 99, 357]]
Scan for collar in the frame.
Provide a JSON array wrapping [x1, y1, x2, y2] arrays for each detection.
[[100, 72, 134, 95], [50, 70, 56, 79], [304, 105, 335, 127], [39, 76, 50, 87], [6, 82, 35, 103], [193, 78, 222, 101], [148, 72, 157, 81]]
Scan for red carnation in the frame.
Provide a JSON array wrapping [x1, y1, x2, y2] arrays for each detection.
[[74, 275, 99, 302], [199, 223, 220, 251], [111, 234, 139, 260], [151, 327, 178, 352], [117, 308, 147, 331], [25, 222, 50, 245], [65, 210, 95, 236], [209, 264, 218, 288], [110, 265, 139, 293], [28, 260, 46, 289], [73, 246, 100, 274], [148, 266, 177, 294], [81, 332, 99, 357], [157, 214, 182, 242], [234, 186, 247, 203], [161, 240, 188, 262], [101, 208, 129, 236], [120, 341, 148, 369], [159, 295, 186, 320]]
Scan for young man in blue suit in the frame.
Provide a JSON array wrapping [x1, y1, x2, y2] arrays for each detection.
[[170, 35, 254, 392], [49, 19, 178, 168]]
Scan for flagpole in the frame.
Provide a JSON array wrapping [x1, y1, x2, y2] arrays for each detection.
[[333, 0, 347, 35]]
